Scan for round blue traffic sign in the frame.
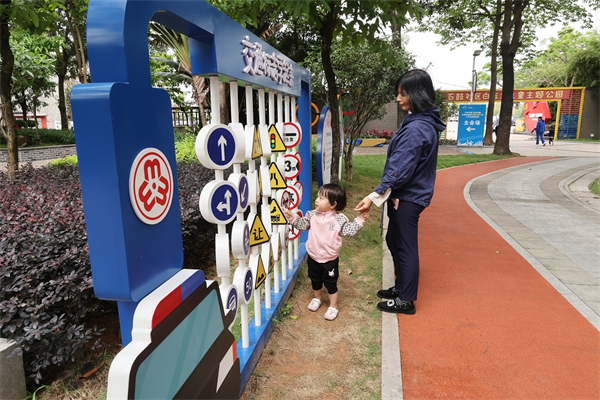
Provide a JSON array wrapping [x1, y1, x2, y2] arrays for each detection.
[[195, 124, 238, 169], [199, 181, 240, 225], [243, 268, 253, 303]]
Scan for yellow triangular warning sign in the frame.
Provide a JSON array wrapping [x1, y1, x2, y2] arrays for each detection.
[[268, 124, 286, 153], [268, 243, 274, 273], [269, 162, 287, 189], [270, 198, 288, 225], [250, 214, 270, 246], [252, 125, 263, 159], [254, 255, 266, 289]]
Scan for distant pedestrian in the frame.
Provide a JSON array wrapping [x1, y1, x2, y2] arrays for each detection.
[[546, 123, 555, 145], [354, 69, 446, 315], [535, 116, 546, 146], [283, 184, 369, 321]]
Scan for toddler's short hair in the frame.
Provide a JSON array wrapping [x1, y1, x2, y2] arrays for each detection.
[[319, 183, 347, 211]]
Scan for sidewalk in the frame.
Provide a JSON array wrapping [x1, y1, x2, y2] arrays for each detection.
[[381, 142, 600, 399]]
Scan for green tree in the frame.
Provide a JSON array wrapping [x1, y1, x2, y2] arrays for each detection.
[[149, 23, 210, 126], [418, 0, 596, 155], [304, 38, 414, 180], [273, 0, 425, 184], [10, 28, 60, 140], [0, 0, 55, 180], [517, 28, 600, 92]]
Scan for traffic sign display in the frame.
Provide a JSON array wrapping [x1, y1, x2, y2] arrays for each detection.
[[269, 162, 287, 189], [199, 180, 240, 225], [268, 124, 286, 152], [231, 220, 250, 259], [285, 185, 300, 210], [228, 173, 249, 212], [233, 266, 253, 305], [250, 253, 266, 290], [220, 284, 238, 329], [262, 242, 274, 273], [247, 170, 259, 206], [276, 189, 291, 210], [288, 210, 303, 240], [283, 122, 302, 148], [251, 125, 263, 160], [249, 213, 270, 246], [195, 124, 238, 169], [270, 198, 288, 225], [283, 153, 301, 180]]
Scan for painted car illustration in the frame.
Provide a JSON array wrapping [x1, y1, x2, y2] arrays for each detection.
[[106, 269, 240, 399]]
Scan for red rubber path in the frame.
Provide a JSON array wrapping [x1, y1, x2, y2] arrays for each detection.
[[400, 157, 600, 400]]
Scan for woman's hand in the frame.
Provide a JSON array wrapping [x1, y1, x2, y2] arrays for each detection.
[[354, 196, 373, 213]]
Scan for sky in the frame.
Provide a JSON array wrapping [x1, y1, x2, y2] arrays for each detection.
[[403, 7, 600, 91]]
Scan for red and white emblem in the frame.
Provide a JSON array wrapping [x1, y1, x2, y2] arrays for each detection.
[[129, 148, 174, 225]]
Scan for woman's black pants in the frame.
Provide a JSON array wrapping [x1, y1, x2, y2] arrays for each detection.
[[385, 200, 425, 302]]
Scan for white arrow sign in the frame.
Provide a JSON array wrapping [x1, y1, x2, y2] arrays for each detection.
[[466, 127, 476, 132], [217, 190, 232, 214], [218, 135, 228, 161]]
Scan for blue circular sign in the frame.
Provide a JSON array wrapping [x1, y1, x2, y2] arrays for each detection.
[[238, 175, 249, 211], [207, 126, 237, 167], [226, 286, 238, 318], [210, 182, 239, 223], [243, 268, 253, 303], [243, 222, 250, 256]]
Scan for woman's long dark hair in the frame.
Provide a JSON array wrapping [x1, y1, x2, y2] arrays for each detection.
[[395, 69, 436, 113]]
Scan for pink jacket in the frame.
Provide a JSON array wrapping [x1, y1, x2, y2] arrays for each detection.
[[289, 210, 364, 263]]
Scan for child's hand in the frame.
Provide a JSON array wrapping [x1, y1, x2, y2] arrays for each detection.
[[282, 207, 293, 220], [360, 211, 370, 221]]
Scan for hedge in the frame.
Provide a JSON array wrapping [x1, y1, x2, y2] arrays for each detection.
[[0, 161, 217, 386]]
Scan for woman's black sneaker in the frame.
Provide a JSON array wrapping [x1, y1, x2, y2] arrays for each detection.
[[377, 286, 399, 299], [377, 298, 416, 315]]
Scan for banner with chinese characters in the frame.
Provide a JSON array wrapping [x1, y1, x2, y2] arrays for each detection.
[[444, 88, 578, 103]]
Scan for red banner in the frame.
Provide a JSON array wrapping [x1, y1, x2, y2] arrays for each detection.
[[444, 88, 574, 103]]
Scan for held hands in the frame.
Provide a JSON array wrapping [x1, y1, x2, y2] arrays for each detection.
[[358, 211, 370, 221], [354, 196, 372, 213]]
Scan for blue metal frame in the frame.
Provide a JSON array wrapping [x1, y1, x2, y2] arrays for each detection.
[[70, 1, 312, 394]]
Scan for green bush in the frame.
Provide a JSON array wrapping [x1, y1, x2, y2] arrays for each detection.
[[1, 129, 75, 146]]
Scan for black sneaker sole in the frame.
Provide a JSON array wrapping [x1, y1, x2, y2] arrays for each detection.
[[377, 301, 416, 315]]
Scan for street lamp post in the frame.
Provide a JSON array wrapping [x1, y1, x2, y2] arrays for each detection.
[[470, 49, 482, 104]]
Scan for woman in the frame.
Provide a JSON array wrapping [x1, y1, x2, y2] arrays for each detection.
[[354, 69, 445, 314]]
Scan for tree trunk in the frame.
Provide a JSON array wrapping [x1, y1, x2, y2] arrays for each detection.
[[320, 2, 340, 184], [0, 0, 18, 180], [18, 93, 27, 125], [32, 98, 40, 141], [57, 46, 69, 129], [65, 0, 87, 83], [192, 75, 208, 127], [493, 0, 527, 156], [483, 0, 502, 146], [219, 81, 230, 125]]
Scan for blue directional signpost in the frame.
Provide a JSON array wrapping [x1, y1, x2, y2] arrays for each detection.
[[457, 104, 486, 146]]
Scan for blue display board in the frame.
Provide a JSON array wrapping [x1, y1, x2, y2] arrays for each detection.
[[316, 105, 333, 187], [457, 104, 486, 146], [71, 2, 312, 397]]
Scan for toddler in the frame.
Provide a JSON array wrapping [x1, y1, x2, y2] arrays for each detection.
[[283, 184, 369, 321]]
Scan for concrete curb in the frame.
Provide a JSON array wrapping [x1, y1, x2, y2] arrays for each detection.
[[0, 338, 26, 400], [381, 207, 404, 400]]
